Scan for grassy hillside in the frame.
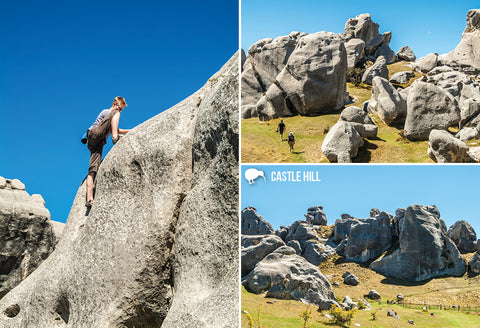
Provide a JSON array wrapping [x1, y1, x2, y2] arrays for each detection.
[[241, 62, 436, 163], [241, 252, 480, 327]]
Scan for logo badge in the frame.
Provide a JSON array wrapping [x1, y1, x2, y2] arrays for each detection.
[[244, 168, 266, 184]]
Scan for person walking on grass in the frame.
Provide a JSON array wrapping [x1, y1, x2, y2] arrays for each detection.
[[288, 132, 295, 152], [276, 119, 286, 141], [85, 96, 130, 207]]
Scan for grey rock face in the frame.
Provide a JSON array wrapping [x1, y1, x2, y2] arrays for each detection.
[[344, 13, 380, 44], [374, 43, 396, 64], [340, 296, 358, 310], [368, 76, 407, 125], [256, 83, 293, 120], [345, 38, 366, 69], [286, 240, 302, 255], [275, 32, 347, 115], [387, 310, 400, 319], [304, 206, 327, 226], [0, 178, 57, 300], [362, 56, 389, 85], [397, 294, 404, 302], [468, 253, 480, 273], [344, 214, 393, 263], [241, 235, 285, 277], [340, 106, 374, 125], [413, 53, 438, 73], [447, 220, 477, 253], [302, 241, 336, 266], [389, 71, 415, 84], [242, 252, 337, 307], [0, 53, 239, 328], [444, 9, 480, 75], [397, 46, 416, 62], [333, 217, 361, 243], [427, 130, 473, 163], [343, 273, 359, 286], [368, 290, 381, 300], [405, 81, 461, 141], [241, 207, 274, 235], [286, 221, 319, 242], [370, 204, 466, 282], [321, 121, 364, 163]]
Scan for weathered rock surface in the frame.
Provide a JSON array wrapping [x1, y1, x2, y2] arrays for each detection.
[[275, 32, 347, 115], [340, 296, 358, 310], [397, 46, 416, 62], [427, 130, 474, 163], [447, 220, 477, 253], [468, 253, 480, 274], [389, 71, 415, 84], [412, 53, 438, 73], [405, 81, 461, 141], [333, 217, 361, 243], [0, 178, 57, 300], [455, 126, 480, 142], [368, 76, 407, 125], [368, 290, 381, 300], [302, 241, 336, 266], [0, 52, 240, 327], [374, 43, 396, 64], [370, 205, 466, 282], [344, 213, 393, 263], [241, 235, 285, 277], [444, 9, 480, 75], [255, 83, 292, 120], [285, 221, 319, 243], [242, 252, 337, 307], [241, 206, 274, 235], [362, 56, 389, 85], [304, 206, 327, 226], [345, 38, 365, 69], [344, 13, 380, 44], [343, 272, 359, 286], [340, 106, 374, 125], [321, 121, 364, 163]]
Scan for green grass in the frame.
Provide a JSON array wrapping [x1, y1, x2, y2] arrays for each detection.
[[241, 62, 434, 163], [241, 287, 480, 328]]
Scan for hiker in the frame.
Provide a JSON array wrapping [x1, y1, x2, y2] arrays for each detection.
[[85, 96, 130, 207], [276, 119, 286, 141], [288, 132, 295, 152]]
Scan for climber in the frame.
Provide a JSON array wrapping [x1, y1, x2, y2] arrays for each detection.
[[85, 96, 130, 207], [276, 119, 286, 141]]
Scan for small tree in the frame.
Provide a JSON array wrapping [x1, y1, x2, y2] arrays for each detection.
[[299, 306, 313, 328], [328, 304, 356, 327]]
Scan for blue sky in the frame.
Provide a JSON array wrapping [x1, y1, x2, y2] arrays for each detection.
[[241, 165, 480, 238], [241, 0, 479, 58], [0, 0, 238, 223]]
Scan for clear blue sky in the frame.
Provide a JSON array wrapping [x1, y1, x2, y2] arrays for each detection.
[[242, 0, 479, 58], [241, 165, 480, 238], [0, 0, 238, 223]]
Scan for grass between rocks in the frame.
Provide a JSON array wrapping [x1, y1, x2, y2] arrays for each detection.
[[241, 253, 480, 328], [241, 62, 433, 163]]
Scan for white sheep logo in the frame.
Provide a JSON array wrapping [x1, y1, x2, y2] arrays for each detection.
[[244, 168, 266, 184]]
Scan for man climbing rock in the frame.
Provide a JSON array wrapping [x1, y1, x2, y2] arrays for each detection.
[[85, 96, 130, 207]]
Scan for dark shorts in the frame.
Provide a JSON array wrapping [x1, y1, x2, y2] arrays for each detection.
[[87, 110, 116, 175]]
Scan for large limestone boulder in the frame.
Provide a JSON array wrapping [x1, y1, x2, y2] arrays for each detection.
[[374, 43, 396, 64], [447, 220, 477, 253], [241, 206, 274, 235], [344, 13, 380, 44], [412, 53, 438, 73], [389, 71, 415, 84], [275, 32, 347, 115], [333, 217, 361, 243], [0, 178, 57, 299], [304, 206, 327, 226], [321, 121, 364, 163], [368, 76, 407, 125], [404, 81, 461, 141], [241, 235, 285, 277], [397, 46, 416, 62], [468, 253, 480, 274], [427, 129, 474, 163], [362, 56, 389, 85], [255, 83, 293, 120], [242, 252, 338, 308], [444, 9, 480, 76], [285, 220, 319, 243], [339, 106, 378, 139], [455, 126, 480, 142], [302, 241, 336, 266], [0, 53, 239, 327], [345, 38, 365, 69], [370, 205, 466, 282], [344, 213, 394, 263]]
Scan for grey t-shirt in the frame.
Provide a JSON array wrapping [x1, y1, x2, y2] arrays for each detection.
[[89, 109, 111, 137]]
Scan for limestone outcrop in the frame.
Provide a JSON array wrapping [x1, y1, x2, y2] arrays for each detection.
[[368, 76, 407, 125], [0, 52, 239, 327], [447, 220, 477, 253], [241, 206, 274, 235], [321, 121, 364, 163], [0, 178, 57, 300], [241, 235, 285, 277], [427, 130, 474, 163], [370, 205, 466, 282]]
